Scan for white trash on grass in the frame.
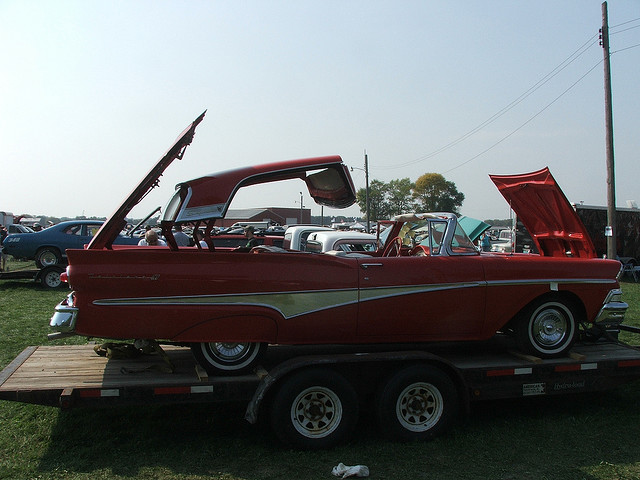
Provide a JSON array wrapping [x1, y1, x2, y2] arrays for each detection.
[[331, 463, 370, 478]]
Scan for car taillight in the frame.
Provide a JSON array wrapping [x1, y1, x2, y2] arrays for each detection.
[[60, 272, 68, 283]]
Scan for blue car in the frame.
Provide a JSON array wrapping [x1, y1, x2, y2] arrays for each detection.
[[2, 220, 140, 268]]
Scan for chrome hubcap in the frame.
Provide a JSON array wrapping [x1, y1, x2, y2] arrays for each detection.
[[212, 342, 248, 360], [532, 309, 567, 347]]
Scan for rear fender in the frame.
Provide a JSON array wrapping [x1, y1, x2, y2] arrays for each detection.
[[172, 314, 278, 343]]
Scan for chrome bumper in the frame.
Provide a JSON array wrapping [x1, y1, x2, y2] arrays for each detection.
[[49, 293, 78, 340], [594, 289, 628, 326]]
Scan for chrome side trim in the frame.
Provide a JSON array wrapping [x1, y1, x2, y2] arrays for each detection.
[[485, 278, 618, 287]]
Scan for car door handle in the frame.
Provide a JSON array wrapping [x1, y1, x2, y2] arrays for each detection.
[[360, 263, 383, 269]]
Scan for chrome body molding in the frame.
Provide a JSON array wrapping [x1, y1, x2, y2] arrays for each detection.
[[87, 277, 617, 322], [485, 278, 618, 288]]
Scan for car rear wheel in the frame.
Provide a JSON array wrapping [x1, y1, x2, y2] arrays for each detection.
[[35, 248, 62, 268], [190, 341, 266, 375], [515, 297, 577, 358], [269, 368, 359, 449], [376, 364, 458, 442]]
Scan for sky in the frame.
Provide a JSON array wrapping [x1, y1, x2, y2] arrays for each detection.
[[1, 1, 638, 223]]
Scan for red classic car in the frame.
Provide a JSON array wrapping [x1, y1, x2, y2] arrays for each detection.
[[50, 113, 628, 374]]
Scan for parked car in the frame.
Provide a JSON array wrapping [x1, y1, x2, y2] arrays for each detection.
[[282, 225, 335, 250], [490, 228, 514, 253], [3, 219, 140, 268], [208, 233, 283, 249], [8, 224, 34, 234], [304, 230, 378, 253], [49, 114, 628, 376]]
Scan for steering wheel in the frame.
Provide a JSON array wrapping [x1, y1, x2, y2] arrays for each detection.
[[382, 237, 403, 257]]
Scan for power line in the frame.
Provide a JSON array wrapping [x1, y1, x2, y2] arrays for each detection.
[[376, 34, 599, 171], [611, 24, 640, 35], [610, 17, 640, 29], [440, 59, 603, 175], [612, 42, 640, 54]]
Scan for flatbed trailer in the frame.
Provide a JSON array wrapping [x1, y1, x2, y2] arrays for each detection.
[[2, 340, 640, 449], [0, 265, 65, 288]]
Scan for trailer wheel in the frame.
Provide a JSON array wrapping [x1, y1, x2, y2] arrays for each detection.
[[515, 296, 577, 358], [39, 266, 63, 289], [377, 364, 458, 442], [35, 247, 62, 268], [269, 368, 359, 450], [190, 342, 265, 375]]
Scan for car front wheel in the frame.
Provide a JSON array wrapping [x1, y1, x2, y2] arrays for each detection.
[[35, 248, 62, 268], [190, 341, 265, 375], [515, 297, 577, 358]]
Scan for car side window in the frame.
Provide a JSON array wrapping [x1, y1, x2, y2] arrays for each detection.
[[64, 225, 82, 236], [87, 226, 101, 237]]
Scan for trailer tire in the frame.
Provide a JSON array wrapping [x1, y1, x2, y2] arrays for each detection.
[[39, 266, 63, 289], [377, 364, 458, 442], [269, 368, 358, 450], [190, 342, 265, 375], [515, 296, 577, 358]]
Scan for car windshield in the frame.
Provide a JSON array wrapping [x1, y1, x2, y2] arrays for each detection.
[[395, 219, 445, 253], [380, 217, 477, 256]]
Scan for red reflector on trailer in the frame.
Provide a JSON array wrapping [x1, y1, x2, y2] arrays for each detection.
[[154, 386, 215, 395], [555, 363, 597, 372], [618, 359, 640, 368], [486, 367, 532, 377], [555, 364, 581, 372], [79, 389, 119, 398], [154, 386, 190, 395]]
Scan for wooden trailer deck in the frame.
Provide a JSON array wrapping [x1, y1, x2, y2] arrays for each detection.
[[0, 344, 261, 408]]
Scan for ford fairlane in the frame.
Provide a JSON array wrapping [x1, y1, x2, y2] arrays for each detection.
[[49, 113, 628, 374]]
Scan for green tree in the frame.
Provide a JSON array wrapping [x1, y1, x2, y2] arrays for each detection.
[[386, 178, 415, 216], [356, 179, 390, 222], [412, 173, 464, 214]]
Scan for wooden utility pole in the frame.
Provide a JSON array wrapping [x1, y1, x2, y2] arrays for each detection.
[[364, 151, 370, 232], [601, 1, 617, 259]]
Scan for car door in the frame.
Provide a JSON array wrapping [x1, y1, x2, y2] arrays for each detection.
[[356, 253, 487, 342]]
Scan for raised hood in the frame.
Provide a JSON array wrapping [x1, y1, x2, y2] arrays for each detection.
[[489, 167, 596, 258]]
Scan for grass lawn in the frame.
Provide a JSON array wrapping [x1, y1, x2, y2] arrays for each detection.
[[1, 256, 640, 480]]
